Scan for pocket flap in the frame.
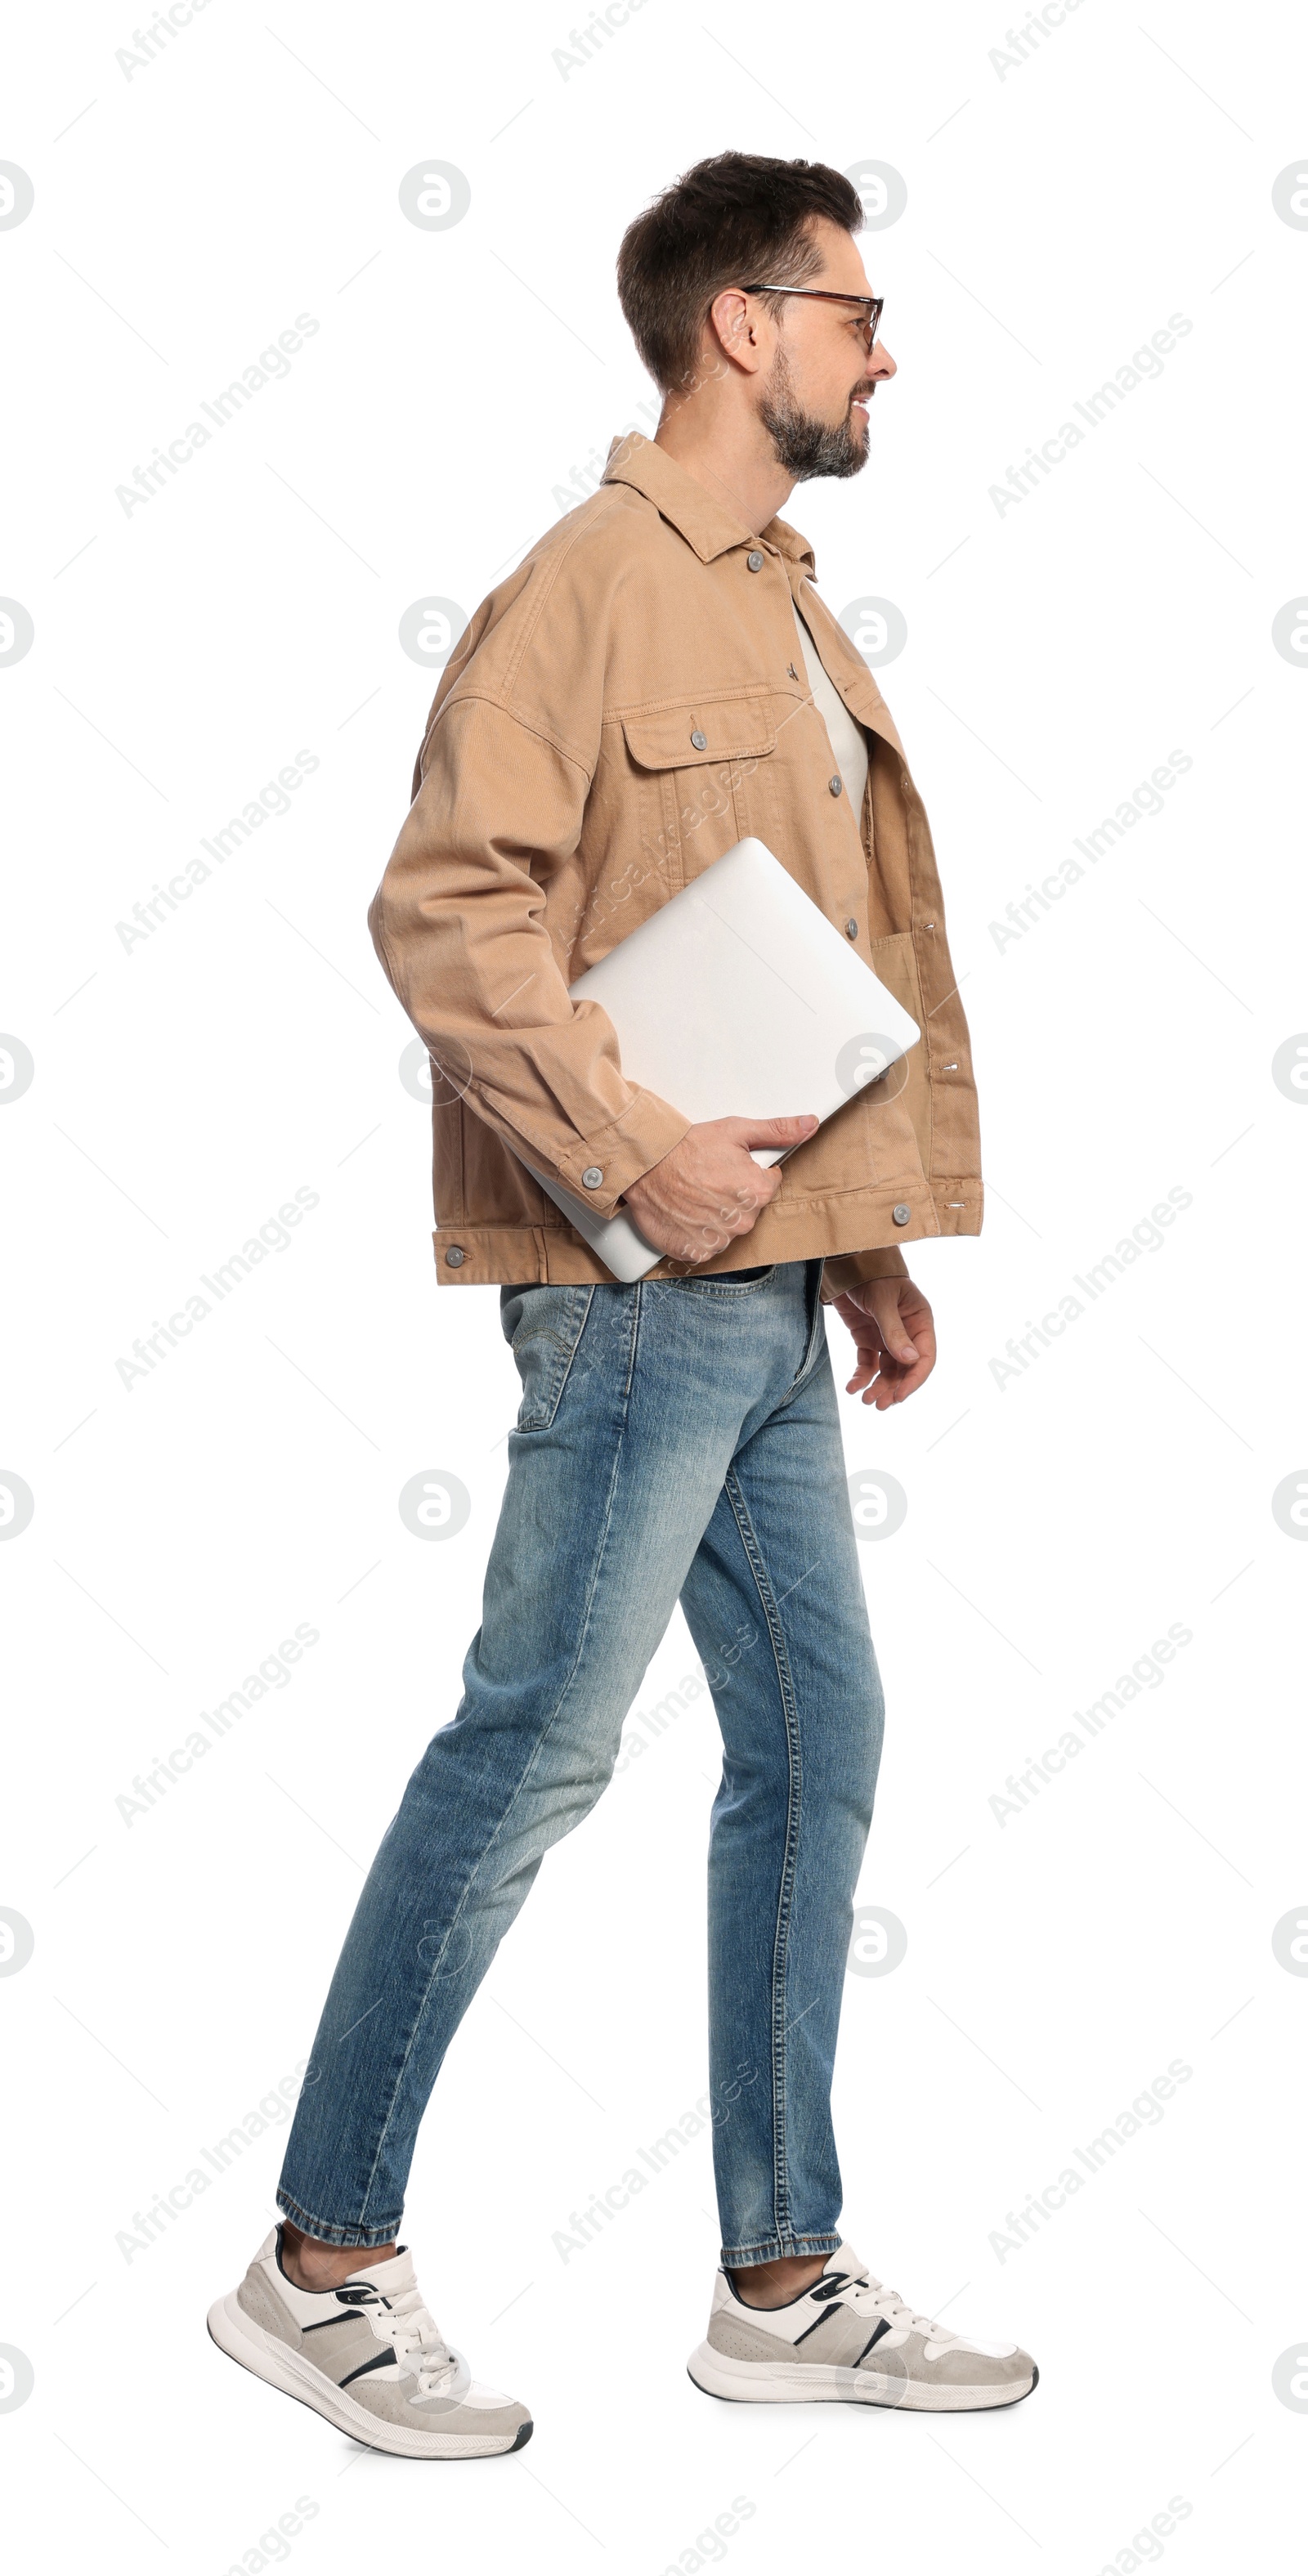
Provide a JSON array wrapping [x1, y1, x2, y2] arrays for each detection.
[[620, 698, 777, 771]]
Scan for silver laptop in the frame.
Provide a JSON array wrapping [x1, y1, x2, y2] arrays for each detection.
[[522, 836, 920, 1282]]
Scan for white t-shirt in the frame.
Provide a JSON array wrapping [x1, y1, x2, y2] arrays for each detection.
[[791, 596, 869, 815]]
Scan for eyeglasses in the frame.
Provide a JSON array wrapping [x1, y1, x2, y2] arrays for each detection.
[[741, 284, 885, 352]]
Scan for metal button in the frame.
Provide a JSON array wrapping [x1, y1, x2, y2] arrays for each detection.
[[891, 1203, 911, 1226], [445, 1245, 466, 1266], [786, 662, 799, 680], [581, 1167, 604, 1189], [828, 774, 843, 796], [746, 550, 764, 572], [690, 729, 706, 750], [844, 918, 858, 939]]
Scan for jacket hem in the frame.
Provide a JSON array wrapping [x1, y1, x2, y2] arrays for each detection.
[[431, 1178, 981, 1287]]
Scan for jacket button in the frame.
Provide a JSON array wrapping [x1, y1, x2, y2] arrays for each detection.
[[445, 1245, 466, 1266], [746, 551, 764, 571], [891, 1203, 911, 1226], [581, 1167, 604, 1189], [690, 729, 706, 750], [844, 918, 858, 939], [828, 774, 843, 796]]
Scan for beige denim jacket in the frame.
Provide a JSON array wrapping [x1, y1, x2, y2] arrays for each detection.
[[368, 434, 982, 1292]]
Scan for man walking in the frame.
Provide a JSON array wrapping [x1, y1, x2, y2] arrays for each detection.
[[208, 150, 1036, 2454]]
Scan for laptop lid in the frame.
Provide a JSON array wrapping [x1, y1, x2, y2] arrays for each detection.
[[522, 836, 920, 1283]]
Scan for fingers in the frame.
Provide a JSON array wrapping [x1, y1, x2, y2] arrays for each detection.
[[732, 1113, 819, 1149], [833, 1287, 938, 1408], [733, 1172, 781, 1211], [623, 1118, 809, 1267], [666, 1197, 764, 1265], [862, 1345, 934, 1407], [859, 1284, 917, 1364]]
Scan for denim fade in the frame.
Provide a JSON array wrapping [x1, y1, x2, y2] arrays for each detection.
[[277, 1260, 885, 2267]]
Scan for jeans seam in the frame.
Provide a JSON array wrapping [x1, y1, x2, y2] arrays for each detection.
[[350, 1323, 637, 2232], [623, 1280, 643, 1400], [722, 1463, 805, 2255], [776, 1258, 826, 1409]]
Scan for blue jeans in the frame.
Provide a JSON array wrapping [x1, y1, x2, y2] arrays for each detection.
[[277, 1260, 885, 2265]]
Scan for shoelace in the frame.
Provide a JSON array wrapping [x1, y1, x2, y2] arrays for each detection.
[[823, 2268, 944, 2339], [349, 2279, 457, 2395]]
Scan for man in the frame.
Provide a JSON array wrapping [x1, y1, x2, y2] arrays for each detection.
[[208, 151, 1036, 2455]]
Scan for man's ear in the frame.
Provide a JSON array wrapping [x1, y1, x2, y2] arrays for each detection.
[[707, 287, 764, 376]]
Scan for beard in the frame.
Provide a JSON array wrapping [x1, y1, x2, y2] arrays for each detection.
[[759, 341, 870, 482]]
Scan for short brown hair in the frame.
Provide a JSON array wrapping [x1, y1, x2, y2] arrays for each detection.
[[616, 150, 864, 396]]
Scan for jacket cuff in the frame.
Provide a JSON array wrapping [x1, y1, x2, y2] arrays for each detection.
[[549, 1086, 690, 1218], [822, 1246, 909, 1301]]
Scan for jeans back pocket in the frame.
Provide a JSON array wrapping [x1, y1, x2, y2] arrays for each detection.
[[500, 1283, 595, 1432]]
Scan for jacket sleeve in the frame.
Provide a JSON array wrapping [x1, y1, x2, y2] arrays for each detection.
[[822, 1246, 909, 1299], [368, 692, 689, 1221]]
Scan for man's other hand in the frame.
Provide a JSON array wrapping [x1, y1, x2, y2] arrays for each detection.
[[832, 1277, 936, 1406]]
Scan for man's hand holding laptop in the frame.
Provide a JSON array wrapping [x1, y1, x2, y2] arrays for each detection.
[[622, 1112, 818, 1261], [623, 1112, 936, 1408]]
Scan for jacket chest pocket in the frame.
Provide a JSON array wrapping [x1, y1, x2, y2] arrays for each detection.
[[620, 697, 778, 889]]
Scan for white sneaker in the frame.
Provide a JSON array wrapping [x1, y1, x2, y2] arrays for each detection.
[[208, 2229, 531, 2458], [688, 2240, 1037, 2413]]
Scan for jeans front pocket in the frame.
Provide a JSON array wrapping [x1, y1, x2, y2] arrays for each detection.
[[674, 1264, 777, 1297], [499, 1283, 595, 1432]]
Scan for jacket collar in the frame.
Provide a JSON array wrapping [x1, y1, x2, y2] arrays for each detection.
[[602, 432, 818, 577]]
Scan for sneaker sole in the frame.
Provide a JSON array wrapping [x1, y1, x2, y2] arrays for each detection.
[[687, 2340, 1038, 2413], [207, 2291, 532, 2458]]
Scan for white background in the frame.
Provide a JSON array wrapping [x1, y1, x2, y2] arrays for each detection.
[[2, 1, 1306, 2568]]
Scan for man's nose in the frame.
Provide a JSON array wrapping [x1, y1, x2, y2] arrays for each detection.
[[867, 338, 897, 383]]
